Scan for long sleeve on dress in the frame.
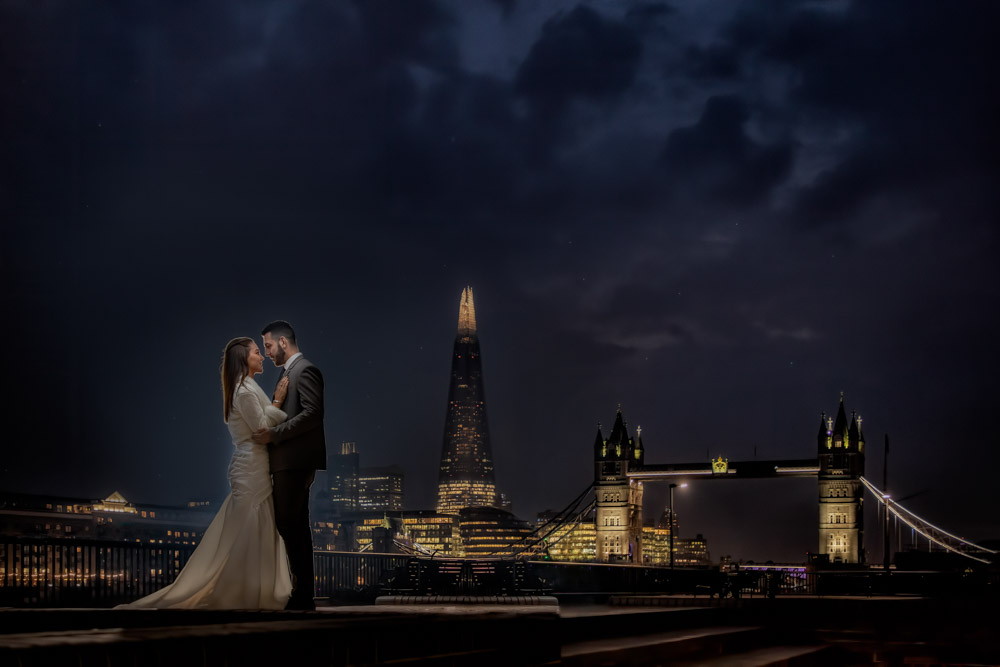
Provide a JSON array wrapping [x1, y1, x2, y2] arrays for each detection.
[[234, 388, 270, 432], [234, 384, 287, 431], [263, 404, 287, 427], [228, 379, 287, 445]]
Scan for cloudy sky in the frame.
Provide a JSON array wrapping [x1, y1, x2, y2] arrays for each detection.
[[3, 0, 997, 561]]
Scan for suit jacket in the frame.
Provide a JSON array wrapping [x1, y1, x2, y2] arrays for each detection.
[[269, 355, 327, 473]]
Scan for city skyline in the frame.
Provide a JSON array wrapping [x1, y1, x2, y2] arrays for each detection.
[[4, 1, 998, 563]]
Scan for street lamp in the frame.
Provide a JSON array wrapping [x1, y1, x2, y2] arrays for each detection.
[[883, 493, 891, 576], [668, 482, 688, 569]]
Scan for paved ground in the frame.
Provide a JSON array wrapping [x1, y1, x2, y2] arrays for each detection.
[[1, 595, 996, 666]]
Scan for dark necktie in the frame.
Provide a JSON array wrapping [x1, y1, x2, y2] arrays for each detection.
[[273, 368, 286, 400]]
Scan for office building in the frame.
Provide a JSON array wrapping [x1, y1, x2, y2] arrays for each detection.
[[436, 287, 499, 514]]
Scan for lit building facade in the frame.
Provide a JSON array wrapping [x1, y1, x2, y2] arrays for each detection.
[[640, 526, 672, 565], [817, 396, 865, 564], [353, 507, 532, 558], [350, 510, 461, 556], [0, 491, 214, 545], [674, 534, 711, 567], [458, 506, 534, 557], [311, 518, 341, 552], [329, 441, 360, 515], [640, 507, 677, 565], [537, 511, 597, 562], [308, 471, 341, 551], [400, 511, 461, 557], [593, 408, 644, 563], [436, 287, 498, 514], [358, 466, 404, 511], [354, 515, 392, 552]]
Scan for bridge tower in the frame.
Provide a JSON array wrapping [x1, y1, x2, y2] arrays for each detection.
[[594, 408, 644, 563], [817, 395, 866, 563]]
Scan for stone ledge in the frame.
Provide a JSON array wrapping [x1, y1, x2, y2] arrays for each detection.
[[375, 595, 559, 606], [0, 608, 561, 666], [610, 594, 735, 608]]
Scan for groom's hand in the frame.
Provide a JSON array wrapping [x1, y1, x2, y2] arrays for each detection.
[[252, 428, 271, 445]]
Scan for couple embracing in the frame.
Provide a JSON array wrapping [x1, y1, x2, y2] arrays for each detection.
[[122, 321, 325, 610]]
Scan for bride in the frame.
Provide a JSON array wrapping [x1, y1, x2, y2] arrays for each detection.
[[120, 337, 293, 609]]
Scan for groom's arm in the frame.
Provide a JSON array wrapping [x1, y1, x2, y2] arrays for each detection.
[[268, 365, 324, 443]]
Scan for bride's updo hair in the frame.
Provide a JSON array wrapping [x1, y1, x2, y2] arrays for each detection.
[[221, 337, 253, 423]]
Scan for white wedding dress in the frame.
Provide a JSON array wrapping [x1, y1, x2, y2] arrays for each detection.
[[120, 377, 293, 609]]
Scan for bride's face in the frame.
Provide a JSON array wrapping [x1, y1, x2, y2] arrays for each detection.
[[246, 342, 265, 377]]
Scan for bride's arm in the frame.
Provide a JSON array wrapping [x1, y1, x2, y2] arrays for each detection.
[[265, 376, 288, 426], [263, 404, 287, 427], [233, 385, 285, 432]]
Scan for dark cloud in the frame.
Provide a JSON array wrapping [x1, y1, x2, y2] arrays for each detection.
[[683, 43, 741, 80], [489, 0, 517, 19], [353, 0, 457, 69], [721, 1, 1000, 238], [660, 95, 793, 206], [625, 3, 675, 22], [515, 6, 642, 112]]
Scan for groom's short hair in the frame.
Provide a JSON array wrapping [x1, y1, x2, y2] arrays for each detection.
[[261, 320, 297, 346]]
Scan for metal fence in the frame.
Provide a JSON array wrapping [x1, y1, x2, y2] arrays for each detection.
[[313, 550, 409, 599], [0, 536, 410, 606], [380, 558, 549, 596], [0, 536, 197, 606], [2, 536, 996, 606]]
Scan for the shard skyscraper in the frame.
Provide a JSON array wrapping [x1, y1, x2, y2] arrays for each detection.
[[436, 287, 498, 514]]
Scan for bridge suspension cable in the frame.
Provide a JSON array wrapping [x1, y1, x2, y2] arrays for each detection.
[[521, 497, 597, 559], [859, 476, 996, 564], [484, 482, 595, 558], [508, 492, 596, 560], [391, 538, 435, 556]]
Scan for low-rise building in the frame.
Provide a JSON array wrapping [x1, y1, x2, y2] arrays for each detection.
[[0, 491, 215, 545], [674, 533, 711, 567], [536, 510, 597, 562], [459, 506, 534, 558]]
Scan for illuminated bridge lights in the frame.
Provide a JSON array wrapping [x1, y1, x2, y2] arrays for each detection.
[[860, 476, 997, 564]]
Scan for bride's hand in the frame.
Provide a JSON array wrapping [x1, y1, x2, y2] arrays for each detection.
[[273, 377, 289, 405]]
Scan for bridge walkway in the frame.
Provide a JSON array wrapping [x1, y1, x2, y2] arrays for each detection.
[[0, 596, 996, 665]]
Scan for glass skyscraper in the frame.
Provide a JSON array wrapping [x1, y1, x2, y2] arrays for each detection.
[[436, 287, 498, 514]]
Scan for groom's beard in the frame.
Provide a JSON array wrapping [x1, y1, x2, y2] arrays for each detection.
[[273, 348, 287, 366]]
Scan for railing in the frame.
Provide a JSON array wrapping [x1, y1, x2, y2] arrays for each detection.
[[380, 558, 549, 596], [1, 536, 197, 606], [3, 536, 997, 606], [0, 536, 410, 606], [725, 567, 1000, 598], [526, 560, 721, 596], [314, 551, 409, 599]]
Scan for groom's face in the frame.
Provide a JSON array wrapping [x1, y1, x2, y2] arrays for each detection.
[[262, 333, 287, 366]]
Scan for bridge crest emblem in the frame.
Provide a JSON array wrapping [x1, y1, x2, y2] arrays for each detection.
[[712, 456, 728, 474]]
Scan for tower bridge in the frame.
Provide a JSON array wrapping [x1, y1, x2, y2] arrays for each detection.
[[593, 396, 868, 565], [429, 391, 993, 567]]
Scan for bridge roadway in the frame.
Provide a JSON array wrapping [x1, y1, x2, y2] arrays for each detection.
[[628, 458, 821, 480], [0, 594, 996, 665]]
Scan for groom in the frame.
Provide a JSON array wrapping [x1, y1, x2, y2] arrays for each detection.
[[253, 320, 326, 610]]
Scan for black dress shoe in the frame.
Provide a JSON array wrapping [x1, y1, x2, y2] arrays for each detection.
[[284, 598, 316, 611]]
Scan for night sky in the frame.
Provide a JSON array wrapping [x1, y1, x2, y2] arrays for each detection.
[[4, 1, 998, 562]]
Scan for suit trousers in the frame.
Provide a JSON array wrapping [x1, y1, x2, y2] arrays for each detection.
[[272, 469, 315, 602]]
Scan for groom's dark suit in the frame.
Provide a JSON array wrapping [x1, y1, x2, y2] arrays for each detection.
[[269, 354, 326, 607]]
